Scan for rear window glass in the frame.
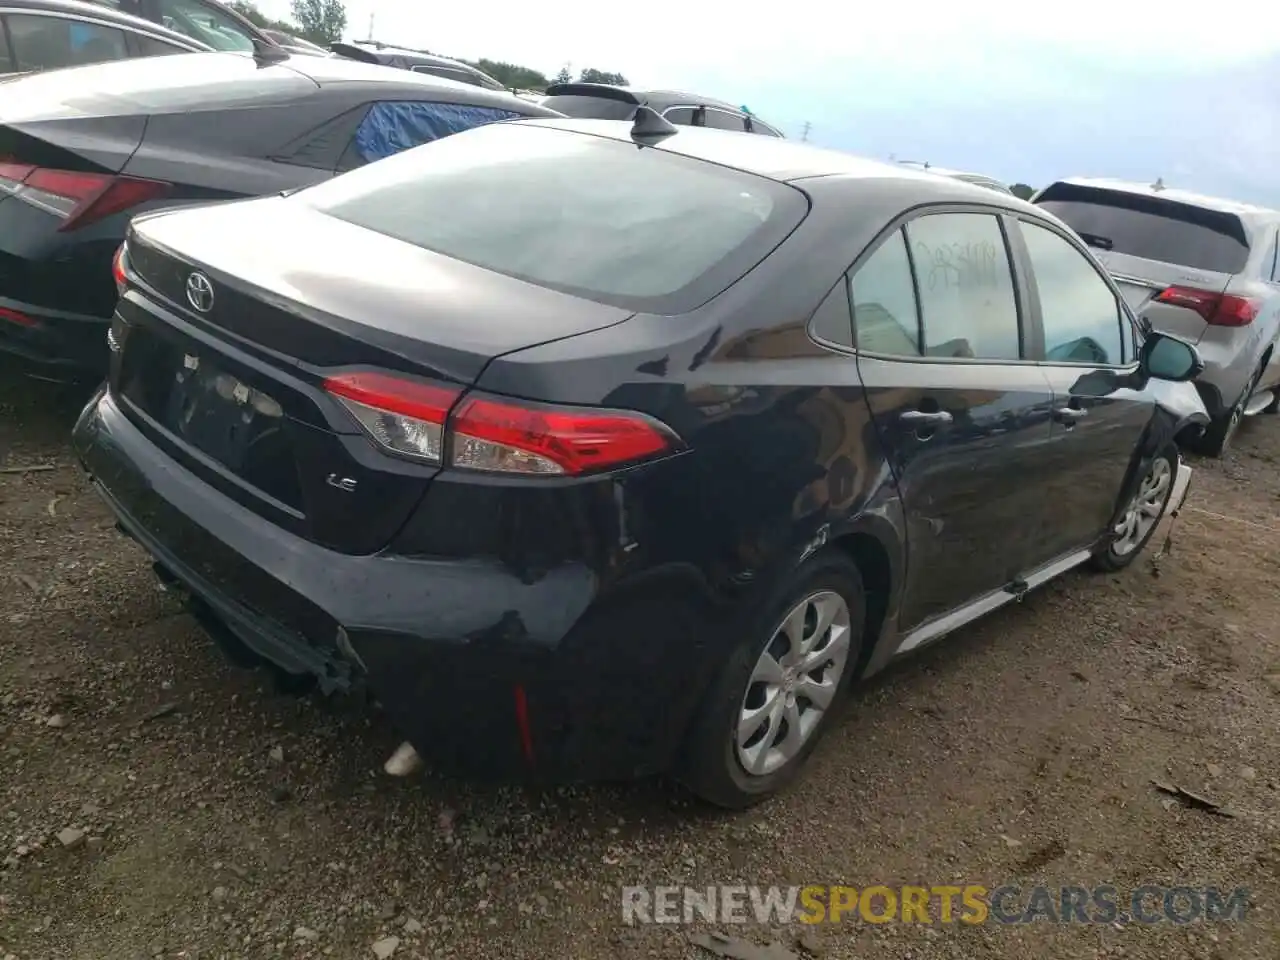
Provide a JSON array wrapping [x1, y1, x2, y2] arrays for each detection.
[[1035, 183, 1250, 274], [540, 94, 636, 120], [299, 122, 805, 312]]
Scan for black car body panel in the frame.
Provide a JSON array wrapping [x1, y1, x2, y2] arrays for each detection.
[[73, 120, 1207, 785], [0, 52, 560, 376]]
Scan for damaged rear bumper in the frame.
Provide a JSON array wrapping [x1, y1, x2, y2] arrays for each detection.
[[72, 387, 703, 783]]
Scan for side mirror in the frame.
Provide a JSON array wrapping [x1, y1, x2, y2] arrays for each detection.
[[1140, 332, 1204, 383]]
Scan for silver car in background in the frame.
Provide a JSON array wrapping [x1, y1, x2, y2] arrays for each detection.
[[1034, 178, 1280, 455]]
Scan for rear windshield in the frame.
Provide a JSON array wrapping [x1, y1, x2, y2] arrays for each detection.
[[540, 94, 637, 120], [1035, 183, 1250, 274], [299, 122, 806, 313]]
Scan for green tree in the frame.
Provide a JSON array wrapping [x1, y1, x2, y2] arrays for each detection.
[[552, 64, 573, 85], [290, 0, 346, 46], [1009, 183, 1036, 200], [578, 68, 628, 85], [465, 59, 550, 91], [227, 0, 298, 34]]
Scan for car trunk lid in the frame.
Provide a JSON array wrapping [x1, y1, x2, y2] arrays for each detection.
[[1034, 182, 1249, 344], [114, 197, 633, 554]]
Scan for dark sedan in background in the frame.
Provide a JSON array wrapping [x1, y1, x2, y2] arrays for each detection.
[[74, 116, 1206, 808], [0, 50, 559, 376]]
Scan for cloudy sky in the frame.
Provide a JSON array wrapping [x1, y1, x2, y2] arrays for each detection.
[[260, 0, 1280, 205]]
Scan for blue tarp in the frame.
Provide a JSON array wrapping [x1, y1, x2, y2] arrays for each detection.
[[354, 101, 525, 163]]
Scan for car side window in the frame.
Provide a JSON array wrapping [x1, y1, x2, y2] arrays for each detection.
[[703, 108, 747, 132], [146, 0, 254, 52], [338, 100, 528, 172], [1020, 220, 1125, 366], [6, 13, 129, 71], [904, 213, 1022, 360], [748, 119, 784, 137], [849, 228, 922, 356], [809, 278, 854, 347], [0, 19, 14, 73], [662, 107, 695, 125], [132, 33, 187, 57]]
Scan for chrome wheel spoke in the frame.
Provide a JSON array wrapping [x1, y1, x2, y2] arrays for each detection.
[[751, 652, 785, 685], [738, 688, 781, 752], [795, 674, 837, 710], [797, 622, 851, 674], [736, 589, 852, 778]]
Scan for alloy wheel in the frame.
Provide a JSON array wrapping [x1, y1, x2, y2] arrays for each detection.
[[1112, 457, 1172, 557], [735, 590, 852, 777], [1223, 367, 1262, 452]]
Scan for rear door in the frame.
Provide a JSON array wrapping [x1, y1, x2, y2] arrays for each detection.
[[1033, 182, 1251, 343], [850, 209, 1057, 632], [1008, 215, 1154, 562]]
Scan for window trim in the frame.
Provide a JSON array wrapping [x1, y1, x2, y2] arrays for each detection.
[[661, 103, 748, 132], [1, 15, 14, 71], [809, 202, 1039, 367], [1008, 213, 1141, 370]]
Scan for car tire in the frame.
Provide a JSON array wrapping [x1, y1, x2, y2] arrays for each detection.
[[676, 549, 866, 809], [1190, 363, 1263, 457], [1089, 446, 1178, 573]]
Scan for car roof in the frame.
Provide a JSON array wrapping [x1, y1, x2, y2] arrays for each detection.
[[543, 82, 746, 116], [0, 52, 560, 121], [279, 53, 536, 105], [0, 0, 208, 48], [335, 42, 496, 77], [519, 118, 1034, 198], [1046, 176, 1280, 220]]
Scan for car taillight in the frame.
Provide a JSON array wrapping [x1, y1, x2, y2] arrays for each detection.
[[0, 306, 36, 327], [450, 392, 680, 475], [0, 161, 35, 194], [112, 243, 128, 295], [324, 371, 458, 463], [0, 165, 170, 231], [323, 371, 682, 476], [1155, 285, 1259, 327]]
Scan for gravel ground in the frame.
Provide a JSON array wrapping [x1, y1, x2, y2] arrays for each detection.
[[2, 364, 1279, 960]]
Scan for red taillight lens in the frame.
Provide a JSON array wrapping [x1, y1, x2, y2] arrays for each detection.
[[6, 167, 170, 231], [324, 371, 682, 475], [0, 306, 36, 328], [0, 161, 35, 192], [451, 392, 680, 475], [112, 243, 128, 295], [324, 371, 460, 463], [1155, 285, 1259, 327]]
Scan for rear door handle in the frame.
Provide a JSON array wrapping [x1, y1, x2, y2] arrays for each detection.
[[899, 409, 953, 427], [1054, 406, 1088, 423]]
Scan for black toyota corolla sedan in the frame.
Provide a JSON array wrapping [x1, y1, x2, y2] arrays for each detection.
[[73, 114, 1208, 808]]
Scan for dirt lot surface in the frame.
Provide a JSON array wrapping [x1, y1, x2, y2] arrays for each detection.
[[2, 365, 1279, 960]]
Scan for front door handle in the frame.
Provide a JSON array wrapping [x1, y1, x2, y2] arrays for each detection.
[[899, 409, 954, 427], [1054, 406, 1088, 424]]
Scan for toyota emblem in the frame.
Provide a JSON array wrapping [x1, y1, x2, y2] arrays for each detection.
[[185, 271, 215, 313]]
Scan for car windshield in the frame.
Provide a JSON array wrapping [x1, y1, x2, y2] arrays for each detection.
[[298, 122, 806, 312], [1036, 183, 1250, 274]]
